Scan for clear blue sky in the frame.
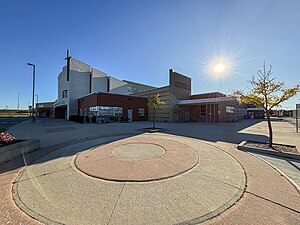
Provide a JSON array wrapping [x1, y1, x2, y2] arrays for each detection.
[[1, 0, 299, 110]]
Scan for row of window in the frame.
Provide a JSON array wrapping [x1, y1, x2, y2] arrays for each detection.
[[199, 105, 236, 116], [85, 106, 145, 117], [226, 106, 235, 114]]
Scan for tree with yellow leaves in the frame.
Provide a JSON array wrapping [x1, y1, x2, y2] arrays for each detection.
[[233, 63, 299, 148], [148, 93, 165, 129]]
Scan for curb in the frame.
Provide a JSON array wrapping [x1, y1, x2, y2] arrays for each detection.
[[248, 153, 300, 195], [237, 141, 300, 160]]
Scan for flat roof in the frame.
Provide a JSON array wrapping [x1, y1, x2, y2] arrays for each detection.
[[247, 108, 265, 111], [79, 91, 148, 99], [176, 97, 238, 105], [190, 92, 225, 97]]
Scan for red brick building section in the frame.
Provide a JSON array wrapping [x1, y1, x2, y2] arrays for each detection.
[[177, 92, 244, 122], [189, 92, 227, 122], [78, 92, 148, 121]]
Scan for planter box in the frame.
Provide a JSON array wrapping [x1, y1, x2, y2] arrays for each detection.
[[237, 141, 300, 160], [0, 139, 40, 164]]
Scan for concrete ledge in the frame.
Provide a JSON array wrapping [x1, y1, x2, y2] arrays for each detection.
[[0, 139, 40, 164], [237, 141, 300, 160]]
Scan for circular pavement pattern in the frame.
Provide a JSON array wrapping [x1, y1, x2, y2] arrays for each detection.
[[75, 137, 199, 182], [13, 133, 246, 225], [112, 143, 165, 160]]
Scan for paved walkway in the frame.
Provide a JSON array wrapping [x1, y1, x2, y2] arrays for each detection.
[[0, 118, 299, 224], [13, 133, 245, 225], [75, 136, 199, 182], [250, 152, 300, 191]]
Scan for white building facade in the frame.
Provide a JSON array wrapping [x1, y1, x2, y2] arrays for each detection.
[[54, 58, 137, 119]]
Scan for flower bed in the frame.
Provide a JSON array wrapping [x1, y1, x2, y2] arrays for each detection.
[[0, 131, 16, 144], [237, 140, 300, 160], [245, 141, 299, 154]]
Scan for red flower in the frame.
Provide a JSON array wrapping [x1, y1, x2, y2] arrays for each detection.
[[0, 132, 16, 144]]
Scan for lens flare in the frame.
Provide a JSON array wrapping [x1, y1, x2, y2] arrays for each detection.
[[213, 63, 226, 74]]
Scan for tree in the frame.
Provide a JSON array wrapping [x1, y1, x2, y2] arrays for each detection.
[[233, 63, 299, 148], [148, 93, 165, 129]]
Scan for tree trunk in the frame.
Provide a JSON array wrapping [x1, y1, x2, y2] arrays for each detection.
[[266, 109, 273, 148]]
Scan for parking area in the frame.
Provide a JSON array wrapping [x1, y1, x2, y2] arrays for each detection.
[[0, 117, 29, 130]]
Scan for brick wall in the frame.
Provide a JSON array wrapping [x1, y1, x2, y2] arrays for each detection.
[[78, 93, 148, 121]]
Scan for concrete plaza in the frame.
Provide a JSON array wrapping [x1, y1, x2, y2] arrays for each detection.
[[0, 118, 299, 224]]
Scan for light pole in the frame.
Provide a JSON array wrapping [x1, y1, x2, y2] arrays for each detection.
[[27, 63, 36, 122], [35, 94, 39, 117], [17, 92, 20, 110]]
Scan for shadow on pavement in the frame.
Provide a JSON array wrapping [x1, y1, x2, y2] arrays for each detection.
[[163, 119, 268, 145], [0, 133, 140, 177], [0, 119, 266, 176]]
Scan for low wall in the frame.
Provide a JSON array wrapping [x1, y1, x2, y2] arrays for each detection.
[[0, 140, 40, 164]]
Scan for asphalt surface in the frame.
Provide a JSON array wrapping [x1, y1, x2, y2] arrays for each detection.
[[0, 117, 29, 130]]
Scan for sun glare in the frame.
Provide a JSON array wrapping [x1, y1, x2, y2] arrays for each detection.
[[196, 48, 242, 81], [213, 63, 226, 74]]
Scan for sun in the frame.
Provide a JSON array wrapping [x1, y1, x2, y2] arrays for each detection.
[[199, 50, 239, 79], [213, 63, 226, 74]]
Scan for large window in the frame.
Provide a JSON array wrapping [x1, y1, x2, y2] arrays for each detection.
[[138, 108, 145, 116], [62, 90, 68, 98], [200, 105, 206, 117], [89, 106, 98, 116], [226, 106, 235, 114], [89, 106, 123, 117]]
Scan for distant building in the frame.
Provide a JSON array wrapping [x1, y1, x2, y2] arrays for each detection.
[[36, 102, 55, 118], [247, 108, 265, 119]]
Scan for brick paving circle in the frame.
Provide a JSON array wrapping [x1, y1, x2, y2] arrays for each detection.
[[75, 137, 199, 182], [112, 143, 165, 160]]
